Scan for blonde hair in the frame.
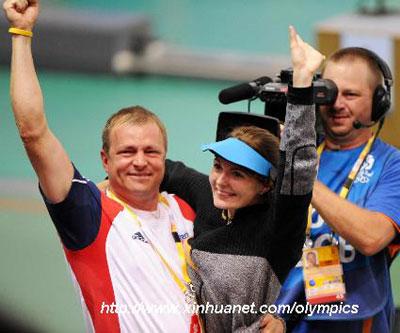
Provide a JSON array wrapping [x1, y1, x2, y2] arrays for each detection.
[[323, 47, 384, 91], [102, 106, 167, 154]]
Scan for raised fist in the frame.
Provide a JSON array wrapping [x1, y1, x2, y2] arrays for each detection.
[[3, 0, 39, 31]]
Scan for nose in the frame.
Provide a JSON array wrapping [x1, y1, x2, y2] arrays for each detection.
[[132, 151, 147, 168], [215, 171, 229, 187], [332, 93, 345, 111]]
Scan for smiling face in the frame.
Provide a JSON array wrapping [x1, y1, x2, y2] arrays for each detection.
[[209, 156, 269, 215], [319, 59, 375, 149], [101, 121, 166, 210]]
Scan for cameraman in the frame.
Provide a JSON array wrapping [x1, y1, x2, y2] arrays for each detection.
[[274, 47, 400, 332]]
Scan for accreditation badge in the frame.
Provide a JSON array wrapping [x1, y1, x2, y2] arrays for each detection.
[[302, 245, 346, 304]]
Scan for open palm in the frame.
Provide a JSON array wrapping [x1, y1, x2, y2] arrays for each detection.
[[289, 25, 325, 75]]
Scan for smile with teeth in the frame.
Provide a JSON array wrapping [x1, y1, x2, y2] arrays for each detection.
[[330, 113, 350, 123], [128, 173, 152, 177]]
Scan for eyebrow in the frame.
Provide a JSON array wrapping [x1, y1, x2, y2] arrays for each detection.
[[341, 88, 361, 94]]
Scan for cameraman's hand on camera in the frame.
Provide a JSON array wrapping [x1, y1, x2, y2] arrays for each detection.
[[3, 0, 39, 31], [289, 25, 325, 87]]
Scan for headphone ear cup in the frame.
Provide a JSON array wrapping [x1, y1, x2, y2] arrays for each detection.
[[372, 85, 391, 122]]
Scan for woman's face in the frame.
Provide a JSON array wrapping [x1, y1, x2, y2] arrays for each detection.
[[209, 157, 269, 212]]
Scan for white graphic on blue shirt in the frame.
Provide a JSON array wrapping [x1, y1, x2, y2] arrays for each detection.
[[355, 154, 375, 184]]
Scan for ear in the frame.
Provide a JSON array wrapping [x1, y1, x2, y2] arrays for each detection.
[[100, 149, 110, 174], [259, 182, 271, 195]]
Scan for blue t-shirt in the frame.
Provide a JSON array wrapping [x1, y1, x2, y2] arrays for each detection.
[[276, 138, 400, 333]]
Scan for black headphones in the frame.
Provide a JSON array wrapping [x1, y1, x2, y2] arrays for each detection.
[[352, 47, 393, 122]]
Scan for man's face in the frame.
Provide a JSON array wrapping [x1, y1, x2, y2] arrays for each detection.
[[101, 122, 166, 205], [319, 60, 374, 146]]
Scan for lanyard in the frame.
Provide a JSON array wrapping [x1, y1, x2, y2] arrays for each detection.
[[107, 190, 193, 296], [305, 134, 377, 245]]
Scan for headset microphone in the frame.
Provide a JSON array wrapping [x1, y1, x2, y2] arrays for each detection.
[[335, 47, 392, 130]]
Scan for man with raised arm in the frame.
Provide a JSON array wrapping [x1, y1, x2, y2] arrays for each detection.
[[3, 1, 200, 332]]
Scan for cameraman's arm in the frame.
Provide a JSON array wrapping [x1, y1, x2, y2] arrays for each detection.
[[312, 180, 397, 255]]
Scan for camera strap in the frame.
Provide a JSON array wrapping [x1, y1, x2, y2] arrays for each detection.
[[305, 132, 377, 246], [301, 134, 376, 305]]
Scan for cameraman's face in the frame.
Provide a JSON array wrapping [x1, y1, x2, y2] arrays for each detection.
[[320, 59, 374, 145]]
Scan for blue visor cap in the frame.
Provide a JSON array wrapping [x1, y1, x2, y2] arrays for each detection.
[[201, 137, 272, 177]]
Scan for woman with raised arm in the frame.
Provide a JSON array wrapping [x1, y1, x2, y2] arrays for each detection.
[[160, 26, 324, 332]]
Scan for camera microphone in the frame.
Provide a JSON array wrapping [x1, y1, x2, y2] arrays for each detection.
[[353, 120, 376, 129], [218, 76, 272, 104]]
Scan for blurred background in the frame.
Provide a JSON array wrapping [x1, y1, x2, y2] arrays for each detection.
[[1, 0, 400, 332]]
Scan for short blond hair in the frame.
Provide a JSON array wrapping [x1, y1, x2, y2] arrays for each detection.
[[323, 47, 384, 91], [102, 106, 167, 154]]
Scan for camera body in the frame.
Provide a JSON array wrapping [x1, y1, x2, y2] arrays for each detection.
[[260, 68, 338, 122], [216, 68, 338, 140]]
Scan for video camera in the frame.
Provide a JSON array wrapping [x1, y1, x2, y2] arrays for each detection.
[[218, 68, 338, 122]]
